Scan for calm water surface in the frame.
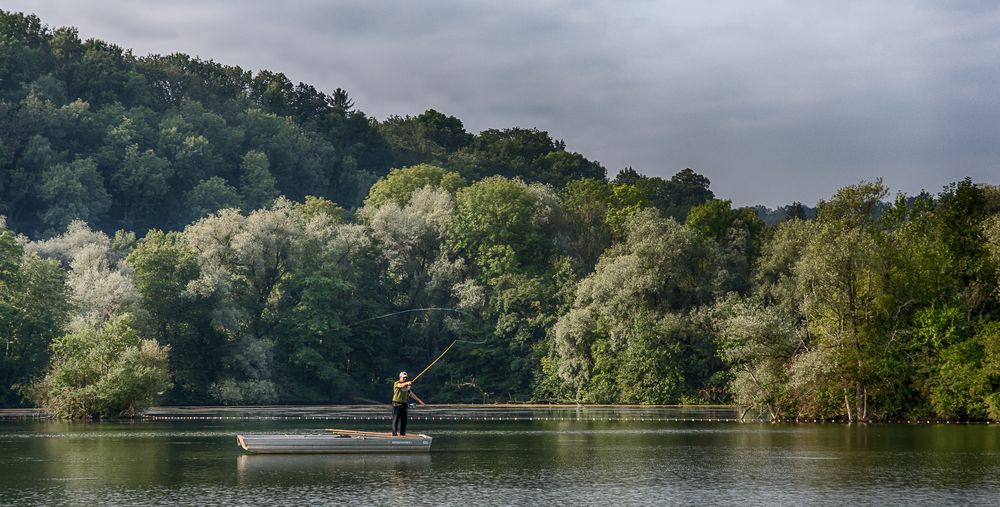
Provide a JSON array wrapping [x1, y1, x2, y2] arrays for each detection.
[[1, 406, 998, 506]]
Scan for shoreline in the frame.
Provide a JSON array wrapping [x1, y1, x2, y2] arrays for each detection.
[[2, 404, 996, 424]]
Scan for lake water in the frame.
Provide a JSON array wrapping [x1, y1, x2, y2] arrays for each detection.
[[1, 406, 998, 506]]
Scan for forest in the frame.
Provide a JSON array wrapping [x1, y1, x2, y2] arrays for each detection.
[[1, 11, 998, 420]]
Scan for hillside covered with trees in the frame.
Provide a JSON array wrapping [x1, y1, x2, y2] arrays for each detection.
[[1, 11, 998, 421]]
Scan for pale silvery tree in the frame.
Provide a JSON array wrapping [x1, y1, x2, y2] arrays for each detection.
[[184, 200, 301, 337], [363, 186, 452, 280], [552, 307, 598, 396], [181, 199, 306, 403], [792, 219, 883, 421], [526, 182, 561, 229], [66, 243, 139, 328], [28, 220, 139, 329], [27, 219, 110, 266], [714, 296, 799, 421], [362, 186, 467, 347], [553, 209, 724, 402]]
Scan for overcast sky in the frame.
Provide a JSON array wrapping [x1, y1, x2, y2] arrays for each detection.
[[7, 1, 999, 206]]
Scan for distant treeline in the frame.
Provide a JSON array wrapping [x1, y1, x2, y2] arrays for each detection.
[[0, 11, 998, 421], [0, 11, 608, 237]]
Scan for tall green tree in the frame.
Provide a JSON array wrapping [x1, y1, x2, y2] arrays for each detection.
[[447, 177, 564, 398], [558, 178, 614, 273], [184, 177, 242, 221], [0, 229, 68, 405], [38, 157, 111, 233], [239, 150, 278, 210], [687, 199, 765, 292], [127, 230, 222, 402]]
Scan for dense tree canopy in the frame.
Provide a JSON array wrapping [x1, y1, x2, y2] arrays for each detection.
[[1, 11, 998, 421], [716, 179, 1000, 421], [0, 11, 609, 237]]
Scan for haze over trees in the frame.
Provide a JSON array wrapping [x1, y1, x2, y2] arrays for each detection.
[[1, 11, 998, 420]]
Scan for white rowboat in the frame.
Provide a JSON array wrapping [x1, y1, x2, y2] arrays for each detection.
[[236, 429, 432, 454]]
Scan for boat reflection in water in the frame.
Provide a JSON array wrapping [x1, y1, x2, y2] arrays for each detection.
[[237, 453, 432, 482]]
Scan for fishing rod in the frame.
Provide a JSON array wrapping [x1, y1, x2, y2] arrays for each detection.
[[410, 338, 488, 384], [411, 341, 456, 383], [349, 307, 486, 383]]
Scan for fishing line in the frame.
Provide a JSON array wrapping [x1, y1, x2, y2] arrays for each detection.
[[453, 338, 488, 345], [347, 307, 477, 327]]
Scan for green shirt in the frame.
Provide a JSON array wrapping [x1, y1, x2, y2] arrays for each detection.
[[392, 381, 409, 404]]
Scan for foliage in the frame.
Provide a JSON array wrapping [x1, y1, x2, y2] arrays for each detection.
[[364, 164, 466, 209], [714, 181, 1000, 421], [33, 314, 171, 418], [378, 109, 472, 167], [714, 296, 798, 419], [126, 229, 220, 402], [5, 172, 1000, 418], [0, 227, 69, 405], [1, 11, 999, 420], [446, 128, 606, 187], [239, 150, 278, 210], [613, 167, 714, 221], [0, 10, 606, 236], [554, 209, 729, 403]]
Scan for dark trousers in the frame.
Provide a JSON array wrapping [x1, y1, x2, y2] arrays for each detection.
[[392, 403, 408, 435]]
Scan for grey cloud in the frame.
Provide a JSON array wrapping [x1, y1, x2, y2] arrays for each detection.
[[6, 0, 999, 206]]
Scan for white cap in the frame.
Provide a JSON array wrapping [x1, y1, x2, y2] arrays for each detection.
[[399, 371, 408, 378]]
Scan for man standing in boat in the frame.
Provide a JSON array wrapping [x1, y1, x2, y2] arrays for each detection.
[[392, 371, 424, 436]]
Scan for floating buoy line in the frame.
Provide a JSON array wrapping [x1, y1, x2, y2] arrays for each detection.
[[141, 414, 761, 422], [1, 409, 995, 424], [129, 414, 995, 424]]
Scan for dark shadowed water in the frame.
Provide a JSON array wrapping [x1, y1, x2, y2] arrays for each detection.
[[1, 406, 998, 506]]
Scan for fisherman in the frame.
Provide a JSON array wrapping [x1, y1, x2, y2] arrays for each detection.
[[392, 371, 424, 436]]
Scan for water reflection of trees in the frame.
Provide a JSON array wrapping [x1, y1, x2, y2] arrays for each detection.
[[37, 421, 175, 487]]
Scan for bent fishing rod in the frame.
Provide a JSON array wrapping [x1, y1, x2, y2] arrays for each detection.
[[411, 337, 488, 383], [346, 307, 486, 383]]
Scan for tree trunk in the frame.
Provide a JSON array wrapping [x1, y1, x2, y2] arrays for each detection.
[[860, 387, 868, 421], [739, 406, 751, 422], [844, 392, 853, 422]]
